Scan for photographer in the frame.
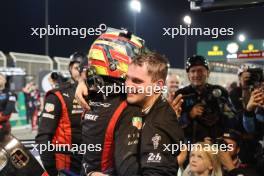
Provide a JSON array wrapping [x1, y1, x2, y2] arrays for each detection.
[[243, 88, 264, 175], [175, 55, 235, 143], [218, 129, 260, 176], [36, 53, 85, 176], [229, 66, 263, 164]]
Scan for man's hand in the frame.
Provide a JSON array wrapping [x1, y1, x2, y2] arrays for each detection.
[[189, 104, 204, 119], [75, 80, 90, 110], [246, 88, 263, 112], [177, 149, 188, 167], [170, 94, 184, 118]]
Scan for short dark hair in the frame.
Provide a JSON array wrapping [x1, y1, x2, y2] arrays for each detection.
[[131, 52, 169, 82]]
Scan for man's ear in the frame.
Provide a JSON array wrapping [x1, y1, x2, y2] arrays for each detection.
[[157, 79, 165, 87]]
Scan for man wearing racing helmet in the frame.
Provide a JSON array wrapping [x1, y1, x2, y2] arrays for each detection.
[[36, 52, 85, 176], [175, 55, 235, 143], [78, 28, 145, 176]]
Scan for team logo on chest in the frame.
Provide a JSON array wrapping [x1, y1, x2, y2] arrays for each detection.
[[152, 134, 161, 150], [132, 116, 142, 130]]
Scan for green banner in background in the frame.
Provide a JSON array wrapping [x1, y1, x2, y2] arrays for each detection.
[[197, 39, 264, 62]]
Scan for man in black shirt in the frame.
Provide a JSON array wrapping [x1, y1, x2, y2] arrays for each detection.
[[112, 52, 184, 176], [175, 55, 235, 143], [36, 53, 84, 176]]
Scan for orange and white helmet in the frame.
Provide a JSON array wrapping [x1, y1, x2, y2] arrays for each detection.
[[88, 28, 145, 79]]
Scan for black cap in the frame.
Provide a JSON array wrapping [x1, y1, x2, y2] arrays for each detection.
[[69, 52, 89, 72], [222, 129, 241, 143], [185, 55, 209, 72]]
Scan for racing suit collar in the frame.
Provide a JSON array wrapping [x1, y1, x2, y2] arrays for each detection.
[[141, 94, 166, 116]]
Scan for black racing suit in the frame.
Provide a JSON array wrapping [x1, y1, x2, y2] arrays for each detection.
[[176, 84, 235, 143], [35, 82, 83, 176], [114, 95, 184, 176], [0, 89, 16, 136], [81, 89, 127, 175]]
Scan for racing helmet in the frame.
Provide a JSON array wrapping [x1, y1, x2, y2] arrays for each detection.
[[185, 55, 209, 72], [87, 27, 145, 79]]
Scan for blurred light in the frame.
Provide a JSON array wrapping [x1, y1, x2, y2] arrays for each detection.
[[130, 0, 141, 13], [183, 15, 192, 25], [227, 42, 239, 53], [238, 34, 246, 42]]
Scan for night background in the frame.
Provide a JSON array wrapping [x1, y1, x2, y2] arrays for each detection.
[[1, 0, 264, 68]]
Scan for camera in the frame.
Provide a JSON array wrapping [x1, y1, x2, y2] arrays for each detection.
[[245, 68, 263, 89], [182, 87, 234, 126]]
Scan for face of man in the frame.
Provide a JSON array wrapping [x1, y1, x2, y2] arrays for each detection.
[[239, 71, 250, 88], [223, 138, 239, 158], [187, 65, 209, 87], [166, 75, 180, 93], [125, 63, 163, 108], [70, 63, 80, 82]]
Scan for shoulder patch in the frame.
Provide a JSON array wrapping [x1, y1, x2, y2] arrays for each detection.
[[45, 103, 55, 112], [132, 116, 143, 130]]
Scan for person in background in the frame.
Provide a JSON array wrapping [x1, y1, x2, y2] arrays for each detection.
[[175, 55, 235, 143], [166, 73, 181, 103], [229, 65, 262, 164], [183, 142, 222, 176], [242, 88, 264, 175], [36, 53, 85, 176], [218, 129, 260, 176], [23, 82, 41, 130], [0, 73, 17, 136]]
